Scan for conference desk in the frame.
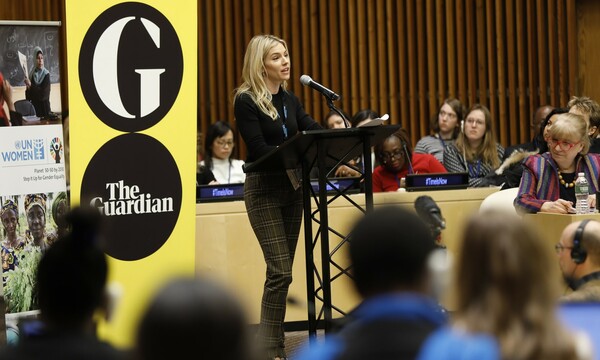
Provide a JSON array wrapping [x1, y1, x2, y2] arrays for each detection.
[[195, 187, 499, 324]]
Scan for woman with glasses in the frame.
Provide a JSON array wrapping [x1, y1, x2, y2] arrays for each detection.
[[201, 120, 245, 184], [515, 113, 600, 213], [414, 98, 464, 163], [443, 104, 504, 187], [372, 128, 446, 192]]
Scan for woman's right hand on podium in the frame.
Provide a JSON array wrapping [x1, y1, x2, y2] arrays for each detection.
[[540, 199, 575, 214]]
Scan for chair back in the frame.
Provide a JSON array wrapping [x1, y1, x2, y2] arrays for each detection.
[[14, 100, 36, 116]]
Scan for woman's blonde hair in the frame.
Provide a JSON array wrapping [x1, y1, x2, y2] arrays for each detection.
[[234, 35, 288, 120], [454, 210, 577, 360], [455, 104, 500, 168], [548, 112, 590, 154]]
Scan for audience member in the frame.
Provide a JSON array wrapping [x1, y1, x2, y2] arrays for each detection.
[[568, 96, 600, 154], [200, 121, 245, 184], [298, 206, 446, 360], [24, 47, 51, 118], [482, 107, 567, 189], [324, 110, 350, 129], [0, 207, 123, 359], [135, 277, 250, 360], [443, 104, 504, 187], [415, 98, 464, 163], [373, 129, 446, 192], [418, 210, 588, 360], [504, 105, 554, 158], [557, 220, 600, 302], [348, 109, 380, 173], [515, 113, 600, 213]]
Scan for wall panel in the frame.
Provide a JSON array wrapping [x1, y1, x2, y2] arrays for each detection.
[[1, 0, 584, 160]]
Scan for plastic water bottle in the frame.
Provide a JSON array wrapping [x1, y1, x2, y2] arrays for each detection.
[[575, 172, 589, 214]]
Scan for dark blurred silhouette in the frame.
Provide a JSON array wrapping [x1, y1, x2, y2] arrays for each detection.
[[135, 277, 250, 360]]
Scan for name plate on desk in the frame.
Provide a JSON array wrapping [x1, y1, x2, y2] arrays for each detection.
[[405, 172, 469, 192], [197, 184, 245, 202]]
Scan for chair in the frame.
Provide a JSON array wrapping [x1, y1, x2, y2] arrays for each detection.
[[479, 187, 519, 214], [14, 99, 36, 117]]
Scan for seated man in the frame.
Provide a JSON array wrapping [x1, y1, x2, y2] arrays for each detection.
[[297, 206, 446, 360], [558, 219, 600, 302]]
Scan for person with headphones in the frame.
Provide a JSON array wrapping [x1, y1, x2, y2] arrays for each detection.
[[557, 219, 600, 302]]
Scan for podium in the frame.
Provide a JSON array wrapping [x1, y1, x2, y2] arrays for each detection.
[[245, 125, 400, 339]]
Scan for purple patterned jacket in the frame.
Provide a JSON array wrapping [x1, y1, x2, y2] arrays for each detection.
[[514, 152, 600, 213]]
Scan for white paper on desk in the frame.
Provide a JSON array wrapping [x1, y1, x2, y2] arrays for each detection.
[[357, 113, 389, 127]]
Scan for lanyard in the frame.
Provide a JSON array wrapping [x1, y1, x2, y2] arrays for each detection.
[[468, 160, 481, 177]]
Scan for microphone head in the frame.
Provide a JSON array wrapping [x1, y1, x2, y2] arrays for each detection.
[[300, 75, 312, 86]]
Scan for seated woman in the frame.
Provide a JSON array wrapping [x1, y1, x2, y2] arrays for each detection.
[[418, 210, 590, 359], [443, 104, 504, 187], [414, 98, 464, 163], [515, 113, 600, 214], [372, 128, 446, 192], [324, 110, 350, 129], [200, 121, 245, 184]]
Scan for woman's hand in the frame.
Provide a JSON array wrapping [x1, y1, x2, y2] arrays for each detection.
[[24, 78, 31, 88], [540, 199, 575, 214], [335, 165, 360, 177]]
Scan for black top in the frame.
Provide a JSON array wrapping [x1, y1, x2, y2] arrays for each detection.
[[559, 172, 576, 205], [590, 138, 600, 154], [234, 88, 321, 163]]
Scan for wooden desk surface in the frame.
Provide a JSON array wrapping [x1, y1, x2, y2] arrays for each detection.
[[195, 187, 499, 323]]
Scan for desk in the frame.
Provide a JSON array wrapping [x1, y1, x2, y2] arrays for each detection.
[[195, 187, 499, 323], [524, 213, 600, 244]]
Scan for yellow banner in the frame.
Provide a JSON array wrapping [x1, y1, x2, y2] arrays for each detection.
[[66, 0, 196, 347]]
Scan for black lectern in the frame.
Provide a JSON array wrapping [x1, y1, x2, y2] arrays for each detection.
[[244, 125, 400, 340]]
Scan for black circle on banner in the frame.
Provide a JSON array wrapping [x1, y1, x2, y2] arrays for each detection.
[[79, 2, 183, 132], [81, 134, 182, 261]]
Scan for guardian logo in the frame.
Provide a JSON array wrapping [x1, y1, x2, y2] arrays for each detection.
[[81, 133, 182, 261], [79, 2, 183, 132]]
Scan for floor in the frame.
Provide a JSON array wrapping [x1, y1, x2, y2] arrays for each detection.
[[285, 330, 324, 358]]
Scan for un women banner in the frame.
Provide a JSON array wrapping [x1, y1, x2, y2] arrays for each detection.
[[66, 0, 197, 347]]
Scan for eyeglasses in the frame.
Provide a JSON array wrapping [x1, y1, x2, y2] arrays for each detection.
[[381, 149, 404, 161], [465, 118, 485, 126], [547, 138, 580, 151], [439, 110, 457, 120], [215, 140, 234, 148], [554, 243, 573, 254]]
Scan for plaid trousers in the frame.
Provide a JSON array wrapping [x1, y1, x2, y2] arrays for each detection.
[[245, 171, 303, 358]]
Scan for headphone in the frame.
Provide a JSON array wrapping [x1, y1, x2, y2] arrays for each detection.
[[571, 219, 590, 264]]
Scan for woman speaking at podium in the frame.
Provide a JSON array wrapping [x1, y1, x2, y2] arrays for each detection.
[[234, 34, 321, 360]]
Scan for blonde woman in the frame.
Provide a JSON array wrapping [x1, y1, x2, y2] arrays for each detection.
[[234, 34, 321, 360], [418, 210, 591, 360], [443, 104, 504, 187]]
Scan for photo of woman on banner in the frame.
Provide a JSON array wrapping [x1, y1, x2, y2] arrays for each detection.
[[24, 193, 56, 251], [24, 46, 51, 118], [1, 199, 26, 282], [51, 192, 69, 239]]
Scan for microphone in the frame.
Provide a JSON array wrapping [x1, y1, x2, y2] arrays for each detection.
[[401, 141, 414, 174], [300, 75, 341, 101], [414, 195, 446, 235]]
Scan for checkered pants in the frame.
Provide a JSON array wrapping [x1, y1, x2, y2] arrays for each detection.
[[245, 171, 303, 358]]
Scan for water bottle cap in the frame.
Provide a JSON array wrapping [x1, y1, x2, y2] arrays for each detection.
[[578, 172, 585, 177]]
